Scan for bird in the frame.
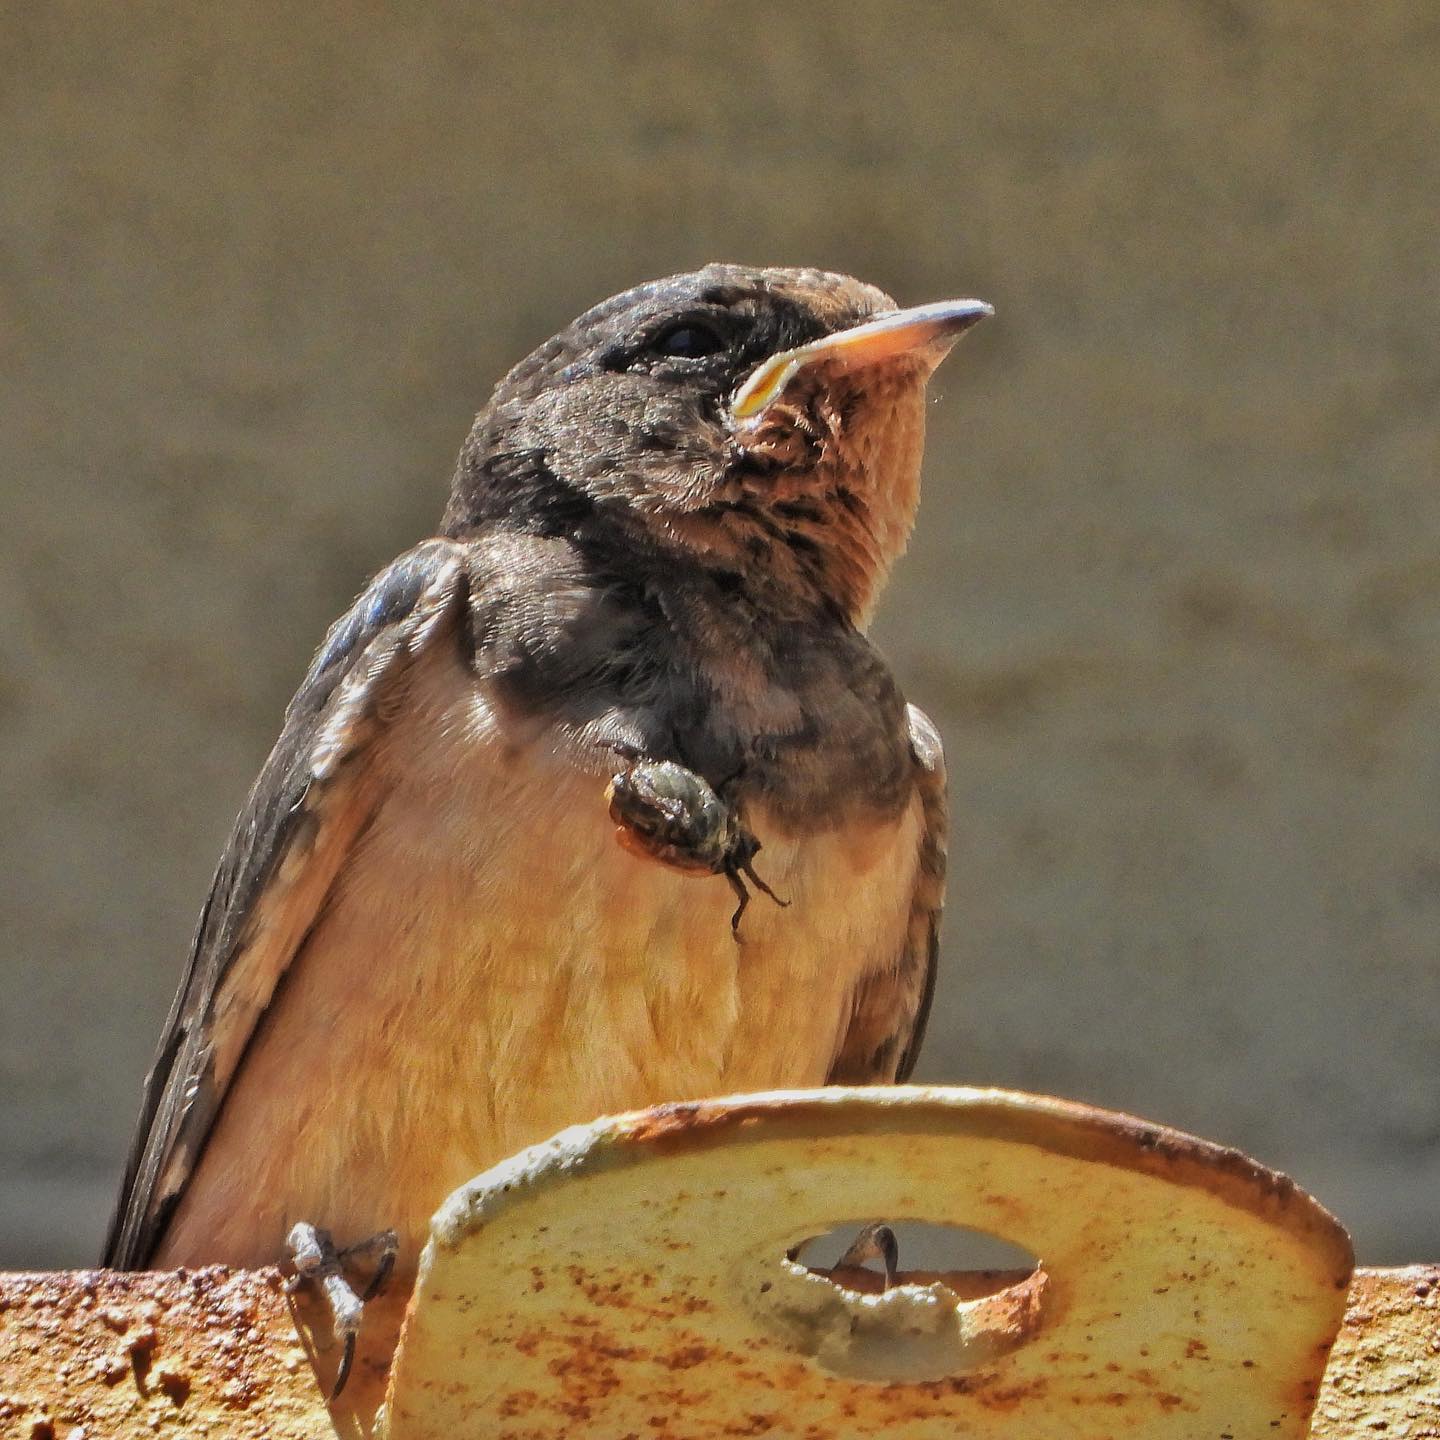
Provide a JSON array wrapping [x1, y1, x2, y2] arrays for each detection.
[[103, 263, 990, 1401]]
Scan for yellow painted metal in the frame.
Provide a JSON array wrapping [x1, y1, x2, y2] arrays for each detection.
[[381, 1085, 1354, 1438]]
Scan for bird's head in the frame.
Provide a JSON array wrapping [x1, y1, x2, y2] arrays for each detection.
[[445, 264, 990, 625]]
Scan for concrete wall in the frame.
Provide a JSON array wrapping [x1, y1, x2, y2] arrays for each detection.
[[2, 2, 1437, 1265]]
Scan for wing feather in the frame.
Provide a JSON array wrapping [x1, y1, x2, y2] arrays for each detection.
[[103, 539, 469, 1267], [826, 703, 947, 1084]]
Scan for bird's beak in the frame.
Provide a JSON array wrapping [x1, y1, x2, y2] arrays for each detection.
[[731, 298, 993, 424]]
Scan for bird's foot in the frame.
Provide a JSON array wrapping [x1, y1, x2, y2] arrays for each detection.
[[836, 1222, 900, 1288], [606, 759, 788, 934], [285, 1221, 398, 1397]]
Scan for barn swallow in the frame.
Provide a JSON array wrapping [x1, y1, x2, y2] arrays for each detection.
[[103, 265, 990, 1398]]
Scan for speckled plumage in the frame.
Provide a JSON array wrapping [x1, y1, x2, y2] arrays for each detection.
[[103, 266, 980, 1384]]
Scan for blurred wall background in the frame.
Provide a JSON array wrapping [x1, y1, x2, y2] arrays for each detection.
[[2, 2, 1437, 1266]]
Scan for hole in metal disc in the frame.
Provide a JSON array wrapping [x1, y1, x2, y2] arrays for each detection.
[[798, 1219, 1039, 1297]]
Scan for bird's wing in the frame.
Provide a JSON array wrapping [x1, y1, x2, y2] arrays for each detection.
[[103, 539, 471, 1268], [826, 703, 947, 1084]]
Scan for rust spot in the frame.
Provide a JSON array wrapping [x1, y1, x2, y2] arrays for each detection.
[[496, 1388, 540, 1417], [723, 1413, 777, 1434], [659, 1344, 713, 1371], [974, 1379, 1048, 1411], [155, 1363, 191, 1406], [620, 1102, 710, 1148]]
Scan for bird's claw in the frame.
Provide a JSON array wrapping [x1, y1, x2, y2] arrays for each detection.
[[286, 1222, 398, 1397], [606, 759, 788, 935], [836, 1222, 900, 1289], [340, 1226, 400, 1302]]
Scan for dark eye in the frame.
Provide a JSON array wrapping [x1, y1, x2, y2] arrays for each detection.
[[650, 322, 726, 359]]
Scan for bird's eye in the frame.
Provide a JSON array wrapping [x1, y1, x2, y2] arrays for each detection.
[[650, 322, 726, 359]]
